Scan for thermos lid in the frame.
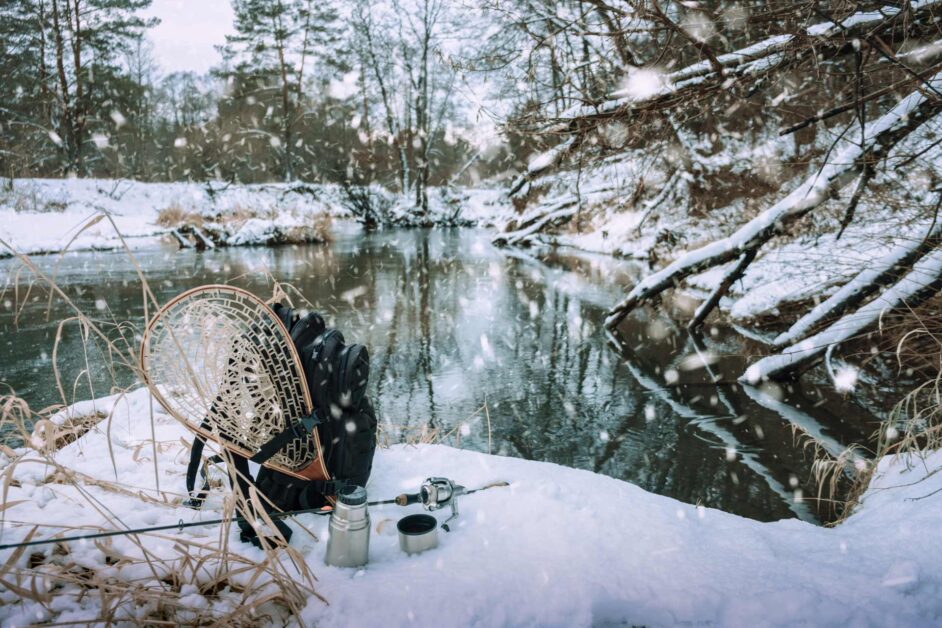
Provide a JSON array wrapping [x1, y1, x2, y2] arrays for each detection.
[[337, 484, 367, 506]]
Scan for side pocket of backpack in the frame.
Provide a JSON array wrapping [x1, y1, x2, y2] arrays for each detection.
[[335, 344, 370, 410], [338, 396, 377, 488]]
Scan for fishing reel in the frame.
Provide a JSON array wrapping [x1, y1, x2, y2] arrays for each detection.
[[395, 477, 467, 531]]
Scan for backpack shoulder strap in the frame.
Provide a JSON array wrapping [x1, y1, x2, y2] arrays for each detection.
[[184, 433, 207, 507], [249, 410, 326, 466]]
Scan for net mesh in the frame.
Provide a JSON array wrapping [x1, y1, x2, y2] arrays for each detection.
[[141, 286, 317, 473]]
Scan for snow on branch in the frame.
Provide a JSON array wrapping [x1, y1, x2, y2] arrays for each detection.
[[772, 219, 942, 348], [492, 203, 577, 247], [508, 137, 578, 198], [604, 73, 942, 330], [743, 246, 942, 383], [512, 0, 942, 189]]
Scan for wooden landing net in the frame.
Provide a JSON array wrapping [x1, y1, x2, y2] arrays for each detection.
[[140, 285, 327, 480]]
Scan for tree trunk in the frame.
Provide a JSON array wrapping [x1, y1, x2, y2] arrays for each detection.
[[273, 11, 293, 182], [36, 0, 51, 122], [50, 0, 75, 172], [414, 2, 430, 214], [362, 12, 408, 192], [68, 0, 84, 173]]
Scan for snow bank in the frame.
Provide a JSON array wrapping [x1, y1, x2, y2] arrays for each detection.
[[499, 108, 942, 325], [3, 387, 942, 626], [0, 178, 350, 256], [0, 179, 512, 258]]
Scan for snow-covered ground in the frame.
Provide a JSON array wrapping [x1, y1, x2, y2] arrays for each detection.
[[3, 387, 942, 626], [0, 178, 511, 258]]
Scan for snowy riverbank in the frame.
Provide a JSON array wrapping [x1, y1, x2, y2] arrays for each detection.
[[497, 145, 941, 325], [3, 387, 942, 626], [0, 178, 512, 258]]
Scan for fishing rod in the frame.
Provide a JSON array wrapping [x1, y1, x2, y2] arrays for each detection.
[[373, 479, 509, 531], [0, 479, 509, 551]]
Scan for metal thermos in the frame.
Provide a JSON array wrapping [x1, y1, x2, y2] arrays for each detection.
[[324, 485, 370, 568]]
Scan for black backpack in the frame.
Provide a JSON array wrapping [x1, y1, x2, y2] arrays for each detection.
[[184, 302, 377, 545]]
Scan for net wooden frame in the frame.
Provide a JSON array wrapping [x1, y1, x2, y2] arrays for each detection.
[[140, 284, 328, 481]]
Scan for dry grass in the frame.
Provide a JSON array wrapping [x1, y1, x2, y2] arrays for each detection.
[[807, 300, 942, 525], [155, 204, 204, 228], [30, 411, 107, 452], [1, 183, 68, 214], [277, 212, 334, 246], [311, 212, 333, 244], [0, 393, 327, 625], [377, 400, 493, 453], [0, 217, 330, 624], [158, 202, 333, 246]]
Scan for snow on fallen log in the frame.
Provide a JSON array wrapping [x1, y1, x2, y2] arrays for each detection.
[[492, 203, 577, 247], [191, 226, 216, 250], [170, 229, 192, 249], [772, 220, 942, 348], [744, 247, 942, 383], [604, 72, 942, 329]]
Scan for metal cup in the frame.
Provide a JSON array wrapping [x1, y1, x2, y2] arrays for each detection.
[[397, 514, 438, 555]]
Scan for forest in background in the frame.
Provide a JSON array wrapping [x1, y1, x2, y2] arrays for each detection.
[[0, 0, 548, 213]]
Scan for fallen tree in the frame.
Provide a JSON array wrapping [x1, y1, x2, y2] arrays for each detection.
[[494, 2, 942, 386], [603, 74, 942, 328], [743, 247, 942, 383], [772, 219, 942, 348]]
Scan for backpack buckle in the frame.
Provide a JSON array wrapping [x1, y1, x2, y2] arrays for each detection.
[[298, 409, 324, 436]]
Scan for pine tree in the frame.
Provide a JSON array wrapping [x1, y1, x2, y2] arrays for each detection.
[[0, 0, 155, 176], [220, 0, 338, 182]]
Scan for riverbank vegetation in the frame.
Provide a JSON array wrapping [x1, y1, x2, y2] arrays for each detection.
[[484, 2, 942, 392]]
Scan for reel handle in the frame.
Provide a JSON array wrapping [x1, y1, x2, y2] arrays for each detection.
[[395, 492, 421, 506]]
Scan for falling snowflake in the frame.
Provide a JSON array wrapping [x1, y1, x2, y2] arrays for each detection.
[[664, 368, 679, 384], [833, 365, 859, 393], [644, 403, 656, 422], [618, 68, 667, 101], [328, 72, 360, 99]]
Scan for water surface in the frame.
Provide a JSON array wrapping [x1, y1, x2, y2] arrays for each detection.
[[0, 228, 883, 523]]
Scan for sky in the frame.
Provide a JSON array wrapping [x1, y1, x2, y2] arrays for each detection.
[[142, 0, 235, 74]]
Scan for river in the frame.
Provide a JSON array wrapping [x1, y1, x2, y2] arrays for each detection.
[[0, 226, 884, 523]]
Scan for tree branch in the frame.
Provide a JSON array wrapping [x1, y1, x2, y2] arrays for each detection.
[[604, 75, 942, 329]]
